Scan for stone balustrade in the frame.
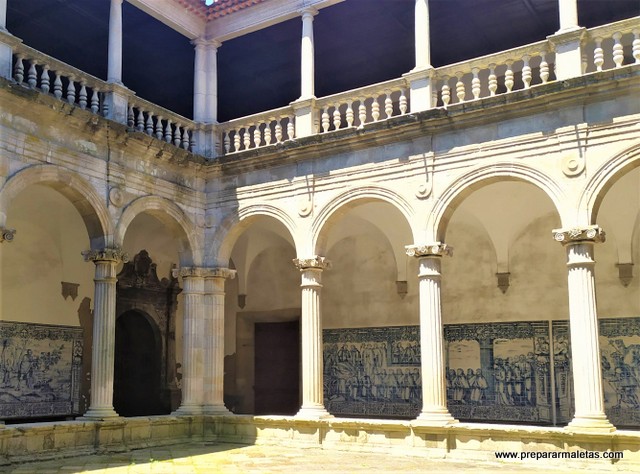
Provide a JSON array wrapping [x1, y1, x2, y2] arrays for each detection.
[[582, 18, 640, 73], [11, 42, 108, 116], [220, 105, 295, 154], [315, 78, 409, 133], [127, 98, 197, 152]]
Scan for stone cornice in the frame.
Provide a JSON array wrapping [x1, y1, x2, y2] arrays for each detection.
[[552, 226, 606, 245], [406, 243, 453, 258], [82, 247, 129, 264], [0, 228, 16, 243], [293, 256, 331, 270]]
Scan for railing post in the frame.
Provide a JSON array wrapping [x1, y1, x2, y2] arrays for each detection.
[[290, 7, 318, 138], [548, 0, 585, 80], [403, 0, 434, 113], [0, 0, 20, 81], [192, 38, 220, 158], [104, 0, 130, 125]]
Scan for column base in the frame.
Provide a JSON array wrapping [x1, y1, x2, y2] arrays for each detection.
[[78, 407, 120, 421], [414, 408, 458, 426], [172, 404, 203, 416], [295, 405, 333, 420], [202, 404, 232, 416], [566, 415, 616, 433]]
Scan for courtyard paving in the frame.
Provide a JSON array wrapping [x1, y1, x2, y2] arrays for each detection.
[[0, 442, 596, 473]]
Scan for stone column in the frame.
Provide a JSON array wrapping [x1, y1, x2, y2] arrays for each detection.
[[548, 0, 584, 80], [300, 7, 317, 100], [81, 247, 128, 420], [204, 40, 220, 124], [0, 0, 7, 31], [406, 244, 457, 425], [553, 226, 615, 432], [192, 38, 207, 122], [107, 0, 123, 84], [202, 268, 236, 415], [174, 267, 206, 415], [403, 0, 434, 113], [557, 0, 579, 33], [294, 256, 332, 418]]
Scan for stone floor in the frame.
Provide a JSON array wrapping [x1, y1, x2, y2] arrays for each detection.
[[0, 443, 595, 473]]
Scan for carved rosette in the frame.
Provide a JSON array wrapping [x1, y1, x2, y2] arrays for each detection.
[[0, 227, 16, 243], [293, 256, 331, 271], [553, 226, 605, 245], [405, 243, 453, 258], [82, 247, 129, 263]]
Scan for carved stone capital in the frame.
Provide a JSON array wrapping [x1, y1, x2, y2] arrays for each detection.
[[405, 243, 453, 258], [205, 268, 237, 280], [82, 247, 129, 264], [175, 267, 237, 280], [553, 226, 605, 245], [293, 256, 331, 271], [0, 227, 16, 243]]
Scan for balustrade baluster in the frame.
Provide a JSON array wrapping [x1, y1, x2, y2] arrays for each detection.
[[333, 105, 341, 130], [136, 109, 145, 132], [385, 91, 393, 118], [224, 132, 231, 153], [358, 98, 367, 128], [432, 89, 438, 108], [165, 120, 173, 143], [593, 38, 604, 72], [190, 133, 196, 152], [275, 121, 283, 143], [182, 128, 189, 149], [66, 78, 76, 104], [14, 55, 24, 84], [371, 97, 380, 121], [155, 117, 164, 139], [253, 124, 261, 148], [471, 68, 481, 99], [455, 73, 465, 103], [127, 106, 135, 128], [441, 79, 451, 107], [346, 101, 354, 127], [40, 66, 50, 94], [243, 128, 251, 149], [539, 55, 549, 83], [27, 61, 37, 88], [264, 119, 273, 145], [90, 89, 100, 114], [321, 107, 330, 132], [488, 65, 497, 96], [79, 82, 88, 109], [505, 63, 514, 92], [522, 55, 532, 89], [633, 29, 640, 64], [146, 113, 154, 135], [399, 89, 407, 114], [233, 130, 241, 151], [612, 32, 624, 68], [101, 95, 109, 117], [174, 125, 182, 147], [287, 115, 295, 139]]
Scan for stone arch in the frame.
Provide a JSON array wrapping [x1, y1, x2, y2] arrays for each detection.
[[0, 164, 112, 248], [429, 163, 566, 241], [312, 184, 417, 256], [580, 142, 640, 224], [210, 204, 298, 267], [115, 196, 200, 266]]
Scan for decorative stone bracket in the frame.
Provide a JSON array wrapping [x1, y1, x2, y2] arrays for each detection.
[[293, 256, 331, 270], [617, 263, 634, 287], [0, 227, 16, 242], [496, 272, 511, 294]]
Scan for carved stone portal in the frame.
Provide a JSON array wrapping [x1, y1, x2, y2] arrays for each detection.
[[115, 250, 182, 414]]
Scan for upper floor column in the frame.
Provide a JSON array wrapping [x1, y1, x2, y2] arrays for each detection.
[[107, 0, 123, 84], [300, 7, 318, 100], [0, 0, 7, 31], [553, 226, 614, 432], [549, 0, 584, 80], [557, 0, 579, 33], [404, 0, 434, 113], [193, 38, 221, 124]]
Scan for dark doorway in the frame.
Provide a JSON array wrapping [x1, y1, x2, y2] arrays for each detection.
[[254, 320, 300, 415], [114, 311, 164, 416]]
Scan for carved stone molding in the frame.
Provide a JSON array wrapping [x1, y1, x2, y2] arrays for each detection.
[[552, 226, 605, 245], [405, 243, 453, 258], [293, 256, 331, 270], [175, 266, 237, 279], [561, 153, 585, 177], [298, 199, 312, 217], [82, 247, 129, 263], [0, 227, 16, 243], [108, 187, 125, 207]]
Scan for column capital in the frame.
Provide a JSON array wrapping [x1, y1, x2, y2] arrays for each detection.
[[82, 247, 129, 264], [293, 256, 331, 270], [175, 266, 236, 279], [192, 37, 221, 50], [405, 243, 453, 258], [552, 226, 605, 245], [204, 267, 236, 280], [299, 6, 318, 18], [0, 227, 15, 243]]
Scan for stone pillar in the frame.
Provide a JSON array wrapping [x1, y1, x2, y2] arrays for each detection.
[[0, 0, 7, 31], [553, 226, 615, 432], [548, 0, 584, 80], [557, 0, 579, 34], [403, 0, 434, 113], [0, 0, 20, 81], [174, 267, 206, 415], [300, 7, 317, 100], [406, 243, 457, 425], [192, 39, 220, 158], [204, 40, 220, 124], [81, 247, 128, 420], [203, 268, 236, 415], [293, 256, 332, 419], [192, 38, 207, 122], [107, 0, 123, 84], [0, 226, 11, 427]]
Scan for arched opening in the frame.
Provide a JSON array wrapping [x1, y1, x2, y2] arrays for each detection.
[[114, 310, 163, 416]]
